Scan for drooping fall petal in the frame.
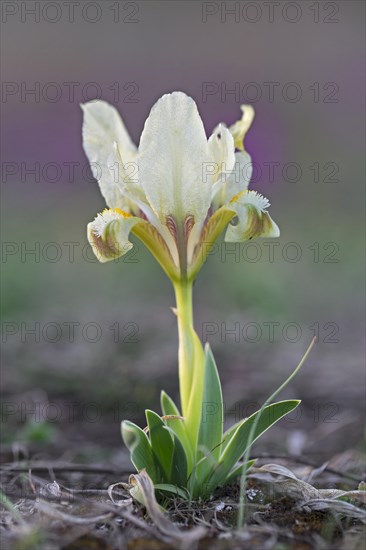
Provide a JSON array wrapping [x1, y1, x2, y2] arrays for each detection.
[[87, 208, 140, 263], [225, 191, 280, 242]]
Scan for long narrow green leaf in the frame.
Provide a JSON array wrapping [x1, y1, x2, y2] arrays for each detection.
[[206, 400, 300, 492], [224, 460, 256, 485], [154, 484, 189, 499], [121, 420, 157, 481], [184, 330, 205, 449], [194, 344, 223, 486], [160, 390, 193, 472], [165, 426, 188, 487], [188, 451, 219, 499], [145, 410, 174, 482], [221, 421, 242, 453], [237, 338, 316, 528], [197, 344, 223, 462]]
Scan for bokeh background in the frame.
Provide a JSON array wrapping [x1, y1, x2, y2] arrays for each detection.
[[1, 1, 365, 465]]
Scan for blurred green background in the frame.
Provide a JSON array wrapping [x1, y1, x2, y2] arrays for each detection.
[[1, 1, 364, 461]]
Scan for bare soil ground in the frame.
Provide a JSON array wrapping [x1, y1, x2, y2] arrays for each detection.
[[1, 443, 365, 550]]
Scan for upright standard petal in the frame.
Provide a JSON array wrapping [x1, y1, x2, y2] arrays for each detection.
[[81, 101, 137, 209], [87, 208, 140, 263], [225, 191, 280, 242], [207, 124, 235, 186], [138, 92, 211, 225], [220, 151, 253, 205], [211, 149, 253, 210]]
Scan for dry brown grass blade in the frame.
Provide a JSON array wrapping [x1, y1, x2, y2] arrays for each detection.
[[129, 470, 206, 548], [249, 463, 320, 501], [107, 481, 133, 507], [302, 498, 366, 522], [249, 463, 366, 521]]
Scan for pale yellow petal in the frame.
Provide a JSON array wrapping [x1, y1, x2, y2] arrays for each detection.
[[81, 101, 137, 211], [138, 92, 211, 225], [229, 105, 255, 151], [87, 209, 139, 263], [225, 191, 280, 241], [212, 151, 253, 209], [207, 124, 235, 186]]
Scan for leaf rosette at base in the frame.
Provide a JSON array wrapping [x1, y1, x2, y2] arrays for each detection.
[[121, 344, 301, 500]]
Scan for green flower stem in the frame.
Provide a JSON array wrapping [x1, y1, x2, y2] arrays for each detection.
[[173, 280, 204, 452]]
